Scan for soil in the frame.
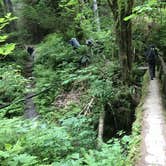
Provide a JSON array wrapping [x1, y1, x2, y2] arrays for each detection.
[[24, 51, 38, 119]]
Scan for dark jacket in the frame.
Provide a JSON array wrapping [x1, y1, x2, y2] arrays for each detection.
[[146, 46, 158, 64]]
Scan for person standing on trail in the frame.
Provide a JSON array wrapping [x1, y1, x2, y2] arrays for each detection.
[[27, 46, 34, 56], [86, 39, 94, 47], [145, 45, 158, 80]]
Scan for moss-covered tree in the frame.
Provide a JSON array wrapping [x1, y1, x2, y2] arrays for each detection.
[[108, 0, 134, 82]]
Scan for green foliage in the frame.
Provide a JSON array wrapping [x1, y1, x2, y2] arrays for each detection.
[[0, 1, 151, 165], [0, 13, 17, 56], [21, 3, 56, 30], [0, 117, 96, 165], [0, 65, 27, 117], [124, 0, 163, 21], [34, 65, 60, 116], [82, 136, 131, 166], [33, 33, 105, 118], [53, 135, 132, 166], [61, 116, 96, 150], [33, 31, 140, 138], [11, 47, 28, 66], [89, 61, 120, 101], [151, 11, 166, 55], [0, 13, 17, 30], [60, 0, 78, 7], [124, 0, 166, 23], [0, 118, 37, 165], [23, 124, 72, 163], [127, 72, 149, 165], [0, 65, 26, 101], [15, 0, 62, 42], [61, 65, 98, 86], [35, 33, 75, 68], [0, 43, 15, 55], [0, 117, 135, 165]]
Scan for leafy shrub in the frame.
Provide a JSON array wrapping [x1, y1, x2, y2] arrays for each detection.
[[61, 116, 96, 150], [33, 64, 60, 116], [0, 65, 27, 117], [0, 118, 71, 164], [11, 47, 28, 66], [53, 135, 131, 166], [0, 118, 38, 165], [35, 33, 75, 68], [0, 13, 16, 56], [81, 136, 131, 166], [0, 117, 96, 165]]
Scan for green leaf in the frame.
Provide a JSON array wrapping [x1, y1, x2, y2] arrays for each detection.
[[5, 144, 12, 151], [5, 13, 17, 21], [12, 154, 38, 165], [66, 0, 78, 6], [0, 17, 5, 23], [124, 14, 136, 21], [0, 150, 10, 158], [0, 43, 15, 55], [71, 153, 80, 160], [0, 35, 8, 42]]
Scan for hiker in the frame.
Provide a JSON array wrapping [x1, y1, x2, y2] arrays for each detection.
[[145, 45, 158, 80], [69, 38, 80, 49], [27, 46, 34, 56], [86, 39, 94, 47]]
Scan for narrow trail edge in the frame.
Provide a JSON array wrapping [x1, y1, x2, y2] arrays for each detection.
[[137, 79, 166, 166]]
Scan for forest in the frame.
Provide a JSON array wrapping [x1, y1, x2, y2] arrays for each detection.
[[0, 0, 166, 165]]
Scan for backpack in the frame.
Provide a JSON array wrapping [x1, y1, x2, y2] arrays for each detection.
[[147, 48, 156, 63]]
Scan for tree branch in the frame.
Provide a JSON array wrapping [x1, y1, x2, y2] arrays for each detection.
[[107, 0, 118, 20], [107, 0, 113, 9]]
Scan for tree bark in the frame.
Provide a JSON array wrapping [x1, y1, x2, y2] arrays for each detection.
[[108, 0, 134, 82], [93, 0, 101, 31], [3, 0, 13, 13], [3, 0, 17, 31]]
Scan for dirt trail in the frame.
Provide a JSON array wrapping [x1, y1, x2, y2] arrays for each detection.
[[137, 79, 166, 166], [24, 51, 38, 119]]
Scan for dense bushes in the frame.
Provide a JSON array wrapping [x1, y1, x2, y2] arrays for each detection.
[[0, 29, 144, 165], [35, 33, 75, 68], [17, 0, 60, 42], [0, 117, 135, 166], [0, 0, 165, 165], [0, 65, 27, 118], [32, 32, 142, 130], [0, 117, 96, 165]]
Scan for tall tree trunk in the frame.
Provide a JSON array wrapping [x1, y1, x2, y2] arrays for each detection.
[[3, 0, 13, 13], [3, 0, 17, 31], [93, 0, 101, 31], [76, 0, 86, 40], [108, 0, 134, 82]]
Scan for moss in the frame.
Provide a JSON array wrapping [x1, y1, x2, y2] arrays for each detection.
[[126, 71, 149, 165]]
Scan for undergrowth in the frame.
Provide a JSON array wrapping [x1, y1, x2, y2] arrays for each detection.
[[0, 33, 145, 165], [127, 72, 149, 165], [0, 64, 27, 118]]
